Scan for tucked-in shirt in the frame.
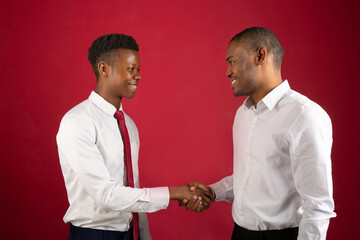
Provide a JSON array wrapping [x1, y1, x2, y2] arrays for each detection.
[[57, 91, 169, 239], [211, 80, 336, 240]]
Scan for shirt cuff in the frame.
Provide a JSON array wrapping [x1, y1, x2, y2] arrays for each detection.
[[209, 182, 224, 202], [149, 187, 170, 210]]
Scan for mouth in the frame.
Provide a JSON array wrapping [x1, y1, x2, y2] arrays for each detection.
[[231, 79, 237, 88], [128, 83, 138, 91]]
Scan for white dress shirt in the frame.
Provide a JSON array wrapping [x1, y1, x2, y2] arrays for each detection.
[[211, 80, 336, 240], [57, 91, 169, 239]]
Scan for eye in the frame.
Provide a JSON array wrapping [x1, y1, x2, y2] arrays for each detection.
[[229, 61, 235, 65], [127, 67, 134, 72]]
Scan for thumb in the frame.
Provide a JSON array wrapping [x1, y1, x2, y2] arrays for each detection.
[[178, 198, 188, 207]]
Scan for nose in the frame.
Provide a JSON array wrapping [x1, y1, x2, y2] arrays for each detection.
[[226, 67, 232, 78], [134, 72, 142, 81]]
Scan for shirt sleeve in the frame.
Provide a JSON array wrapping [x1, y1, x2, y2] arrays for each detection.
[[57, 113, 169, 213], [289, 104, 336, 240], [210, 175, 234, 202]]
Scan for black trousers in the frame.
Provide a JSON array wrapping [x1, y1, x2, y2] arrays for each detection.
[[69, 223, 134, 240], [231, 223, 298, 240]]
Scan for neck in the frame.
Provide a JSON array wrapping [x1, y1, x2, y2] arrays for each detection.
[[95, 84, 122, 110], [251, 72, 282, 105]]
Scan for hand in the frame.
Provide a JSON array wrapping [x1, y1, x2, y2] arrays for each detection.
[[179, 182, 215, 213], [169, 185, 203, 211]]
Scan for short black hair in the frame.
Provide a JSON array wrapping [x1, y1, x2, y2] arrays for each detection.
[[230, 27, 284, 69], [88, 33, 139, 79]]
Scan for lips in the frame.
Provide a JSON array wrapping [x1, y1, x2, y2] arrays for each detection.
[[128, 83, 138, 91], [231, 79, 237, 88]]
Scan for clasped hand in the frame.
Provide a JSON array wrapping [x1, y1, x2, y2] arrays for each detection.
[[170, 182, 214, 213]]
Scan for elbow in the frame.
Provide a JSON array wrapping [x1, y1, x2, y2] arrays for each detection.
[[96, 187, 123, 211]]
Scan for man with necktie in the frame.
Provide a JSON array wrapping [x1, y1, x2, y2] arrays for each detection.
[[57, 33, 213, 240]]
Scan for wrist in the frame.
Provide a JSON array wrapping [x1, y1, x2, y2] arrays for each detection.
[[169, 187, 180, 201], [209, 186, 216, 201]]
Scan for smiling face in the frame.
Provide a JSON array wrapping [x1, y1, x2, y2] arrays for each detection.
[[106, 48, 141, 100], [225, 40, 260, 97]]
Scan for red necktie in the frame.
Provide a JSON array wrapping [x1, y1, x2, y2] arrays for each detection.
[[114, 110, 139, 240]]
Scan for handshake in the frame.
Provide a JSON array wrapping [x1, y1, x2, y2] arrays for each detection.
[[169, 182, 215, 213]]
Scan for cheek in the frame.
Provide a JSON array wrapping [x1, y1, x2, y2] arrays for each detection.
[[242, 64, 256, 81], [115, 71, 130, 85], [235, 65, 247, 82]]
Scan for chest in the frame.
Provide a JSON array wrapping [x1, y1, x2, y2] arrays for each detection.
[[93, 116, 140, 177], [233, 108, 298, 168]]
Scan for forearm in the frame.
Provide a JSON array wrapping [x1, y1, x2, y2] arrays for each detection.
[[96, 184, 169, 213], [298, 209, 335, 240]]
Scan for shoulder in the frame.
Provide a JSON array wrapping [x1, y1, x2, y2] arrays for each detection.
[[60, 100, 95, 126], [57, 100, 97, 141], [286, 90, 332, 131]]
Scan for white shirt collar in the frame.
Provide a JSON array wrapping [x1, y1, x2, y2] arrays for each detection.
[[89, 91, 123, 116], [244, 80, 290, 111]]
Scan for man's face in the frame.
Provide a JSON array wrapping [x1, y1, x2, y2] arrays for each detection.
[[225, 41, 259, 97], [107, 49, 141, 99]]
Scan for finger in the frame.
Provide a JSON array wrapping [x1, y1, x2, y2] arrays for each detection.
[[188, 197, 200, 211], [189, 182, 197, 187], [190, 198, 202, 212], [191, 183, 213, 200], [193, 188, 212, 204], [189, 182, 200, 189], [198, 191, 213, 209], [195, 183, 210, 192], [196, 196, 205, 208], [200, 194, 212, 206], [195, 201, 203, 213], [201, 189, 213, 199], [185, 196, 197, 210], [189, 186, 195, 192], [201, 199, 209, 209], [178, 198, 187, 207]]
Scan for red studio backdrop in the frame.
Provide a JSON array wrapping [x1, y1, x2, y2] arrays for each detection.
[[1, 0, 359, 239]]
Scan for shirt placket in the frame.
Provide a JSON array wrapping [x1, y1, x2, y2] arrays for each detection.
[[238, 107, 258, 225]]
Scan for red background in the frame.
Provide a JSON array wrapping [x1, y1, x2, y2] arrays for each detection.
[[1, 0, 359, 239]]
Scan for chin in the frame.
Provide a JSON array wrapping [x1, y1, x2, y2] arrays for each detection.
[[233, 90, 242, 97], [124, 94, 136, 99], [125, 93, 135, 99]]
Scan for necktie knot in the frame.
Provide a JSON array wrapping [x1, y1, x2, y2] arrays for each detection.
[[114, 110, 125, 121]]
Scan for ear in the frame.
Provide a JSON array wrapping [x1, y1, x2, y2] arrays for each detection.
[[97, 61, 110, 78], [255, 47, 267, 65]]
